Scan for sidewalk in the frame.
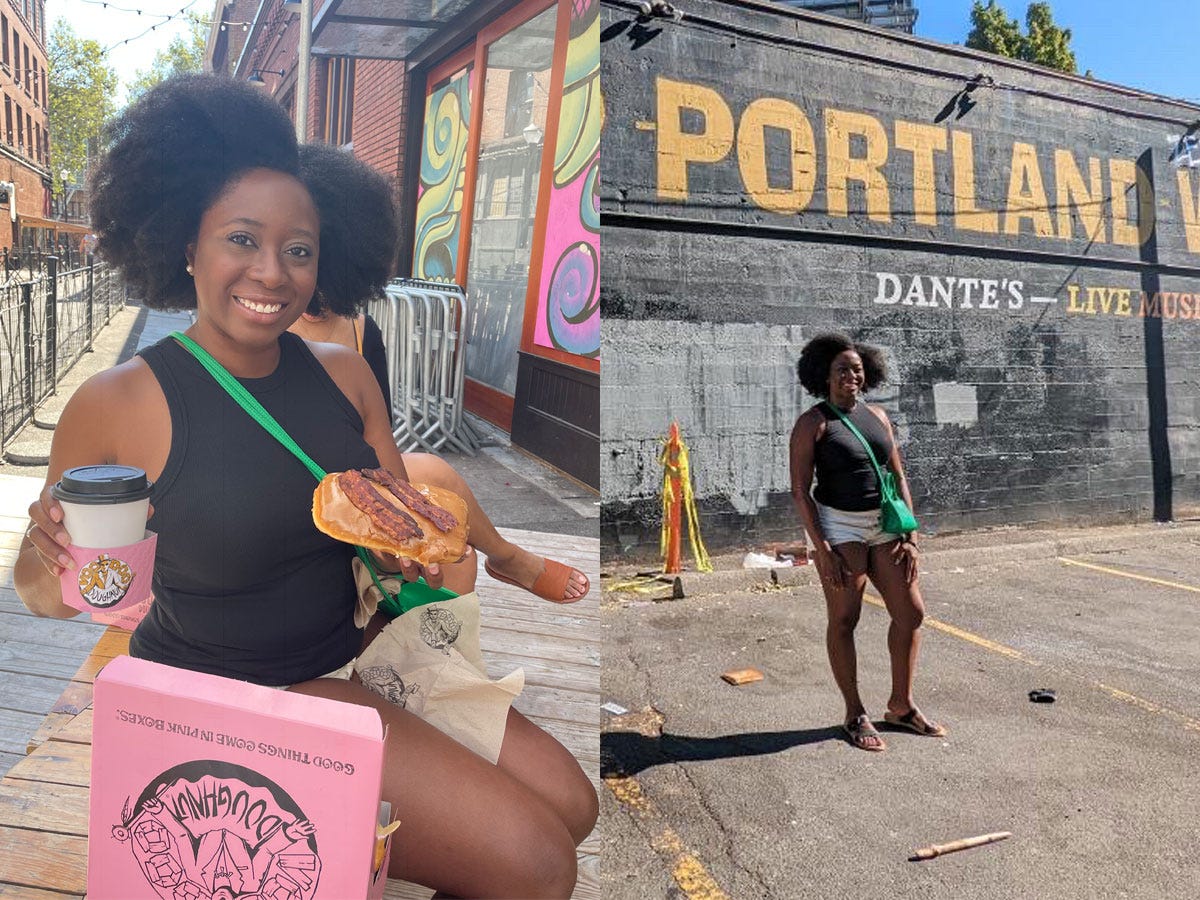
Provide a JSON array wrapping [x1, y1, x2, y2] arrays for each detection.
[[0, 302, 598, 538]]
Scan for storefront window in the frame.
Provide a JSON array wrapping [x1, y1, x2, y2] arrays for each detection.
[[461, 3, 557, 397]]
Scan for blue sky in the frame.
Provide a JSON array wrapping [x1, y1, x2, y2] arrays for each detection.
[[914, 1, 1197, 104]]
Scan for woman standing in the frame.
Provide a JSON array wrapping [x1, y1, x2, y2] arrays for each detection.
[[789, 333, 944, 752]]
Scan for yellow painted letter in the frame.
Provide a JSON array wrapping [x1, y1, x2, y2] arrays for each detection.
[[895, 121, 947, 226], [656, 77, 734, 202], [1108, 159, 1155, 246], [952, 130, 998, 234], [737, 97, 817, 214], [1054, 150, 1105, 243], [1004, 143, 1054, 237], [825, 108, 891, 222]]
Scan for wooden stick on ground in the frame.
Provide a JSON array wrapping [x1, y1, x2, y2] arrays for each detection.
[[910, 831, 1012, 861]]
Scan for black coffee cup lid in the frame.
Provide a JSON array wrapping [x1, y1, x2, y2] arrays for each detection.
[[52, 465, 153, 504]]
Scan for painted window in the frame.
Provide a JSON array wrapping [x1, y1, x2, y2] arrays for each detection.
[[412, 60, 473, 282], [530, 0, 599, 359]]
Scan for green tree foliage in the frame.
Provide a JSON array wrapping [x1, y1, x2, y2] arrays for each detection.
[[965, 0, 1023, 59], [125, 19, 207, 104], [965, 1, 1077, 74], [1022, 3, 1076, 73], [47, 20, 118, 197]]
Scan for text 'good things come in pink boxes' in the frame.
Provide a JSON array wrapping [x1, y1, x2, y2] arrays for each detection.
[[90, 656, 391, 900]]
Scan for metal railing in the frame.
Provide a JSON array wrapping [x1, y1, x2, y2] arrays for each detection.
[[0, 256, 127, 457], [371, 277, 481, 456]]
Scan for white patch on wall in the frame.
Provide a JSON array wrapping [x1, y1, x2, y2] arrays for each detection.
[[932, 382, 978, 427], [601, 319, 806, 510]]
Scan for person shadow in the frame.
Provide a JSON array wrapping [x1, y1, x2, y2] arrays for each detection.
[[601, 725, 844, 778]]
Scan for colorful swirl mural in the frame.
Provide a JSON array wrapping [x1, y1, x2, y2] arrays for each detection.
[[534, 0, 600, 358], [413, 66, 473, 282]]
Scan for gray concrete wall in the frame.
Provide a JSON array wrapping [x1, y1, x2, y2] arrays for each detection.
[[599, 0, 1200, 559]]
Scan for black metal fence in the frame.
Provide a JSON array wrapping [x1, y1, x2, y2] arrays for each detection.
[[0, 256, 127, 453]]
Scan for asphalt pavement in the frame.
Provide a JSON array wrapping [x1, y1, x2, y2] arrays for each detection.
[[601, 522, 1200, 899]]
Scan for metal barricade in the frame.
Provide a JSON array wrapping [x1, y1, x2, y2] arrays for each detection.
[[371, 278, 481, 455]]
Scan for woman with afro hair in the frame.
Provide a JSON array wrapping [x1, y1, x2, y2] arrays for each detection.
[[14, 74, 595, 898], [789, 332, 944, 752], [289, 142, 589, 603]]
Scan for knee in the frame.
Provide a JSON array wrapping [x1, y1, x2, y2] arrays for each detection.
[[494, 814, 578, 898], [828, 611, 860, 634], [405, 452, 461, 489], [563, 776, 599, 846], [894, 600, 925, 631]]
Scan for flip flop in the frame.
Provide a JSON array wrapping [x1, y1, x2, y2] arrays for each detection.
[[843, 714, 886, 752], [484, 558, 589, 604], [883, 707, 947, 737]]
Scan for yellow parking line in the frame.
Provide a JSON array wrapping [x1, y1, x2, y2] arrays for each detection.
[[863, 591, 1200, 732], [863, 593, 1038, 664], [1058, 557, 1200, 594], [605, 775, 731, 900]]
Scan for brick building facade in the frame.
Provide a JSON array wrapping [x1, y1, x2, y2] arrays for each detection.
[[0, 0, 52, 252]]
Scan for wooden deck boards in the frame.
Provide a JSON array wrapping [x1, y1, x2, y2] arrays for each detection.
[[0, 474, 600, 899]]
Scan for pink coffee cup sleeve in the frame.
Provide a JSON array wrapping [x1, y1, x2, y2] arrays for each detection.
[[59, 532, 157, 621]]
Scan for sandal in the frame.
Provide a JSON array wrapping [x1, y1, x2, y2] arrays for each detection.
[[843, 714, 886, 752], [883, 706, 947, 737], [484, 558, 590, 604]]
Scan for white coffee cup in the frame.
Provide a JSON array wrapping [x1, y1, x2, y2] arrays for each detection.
[[51, 465, 153, 549]]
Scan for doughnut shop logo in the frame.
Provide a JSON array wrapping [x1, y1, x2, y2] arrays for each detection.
[[77, 553, 134, 608], [111, 760, 322, 900]]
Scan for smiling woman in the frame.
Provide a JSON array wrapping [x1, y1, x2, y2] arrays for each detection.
[[12, 73, 595, 898], [788, 332, 944, 753]]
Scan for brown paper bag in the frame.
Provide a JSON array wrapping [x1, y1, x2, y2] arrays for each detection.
[[354, 589, 524, 764]]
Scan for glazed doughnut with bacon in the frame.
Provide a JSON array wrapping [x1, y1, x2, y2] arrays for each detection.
[[312, 467, 469, 565]]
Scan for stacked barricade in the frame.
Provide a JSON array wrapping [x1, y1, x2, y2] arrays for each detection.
[[370, 278, 481, 455]]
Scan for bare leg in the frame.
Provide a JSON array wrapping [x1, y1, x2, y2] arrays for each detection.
[[403, 452, 589, 601], [821, 542, 875, 741], [867, 540, 941, 732], [290, 678, 580, 898]]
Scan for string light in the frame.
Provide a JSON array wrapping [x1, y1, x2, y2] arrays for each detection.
[[99, 0, 204, 54]]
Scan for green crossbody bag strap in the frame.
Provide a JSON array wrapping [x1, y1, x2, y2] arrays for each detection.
[[822, 400, 891, 488], [170, 331, 415, 612]]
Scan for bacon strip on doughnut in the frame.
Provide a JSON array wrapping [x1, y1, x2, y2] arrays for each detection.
[[336, 470, 423, 542], [363, 467, 460, 532]]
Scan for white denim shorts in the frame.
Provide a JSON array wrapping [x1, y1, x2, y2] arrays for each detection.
[[269, 657, 357, 691], [816, 502, 899, 547]]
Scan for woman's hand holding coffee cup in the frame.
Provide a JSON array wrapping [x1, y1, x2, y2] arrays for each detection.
[[26, 485, 156, 578], [25, 484, 75, 576], [27, 466, 156, 577]]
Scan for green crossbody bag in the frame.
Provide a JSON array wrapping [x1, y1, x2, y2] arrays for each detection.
[[823, 401, 918, 537], [172, 331, 456, 616]]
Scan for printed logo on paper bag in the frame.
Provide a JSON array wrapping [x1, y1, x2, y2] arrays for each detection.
[[419, 606, 461, 654], [77, 553, 134, 608], [111, 760, 322, 900], [358, 666, 420, 708]]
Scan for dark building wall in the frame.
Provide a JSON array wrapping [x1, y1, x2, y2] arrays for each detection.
[[599, 0, 1200, 561]]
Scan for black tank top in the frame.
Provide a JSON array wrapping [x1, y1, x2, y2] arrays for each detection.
[[812, 401, 894, 512], [131, 332, 379, 685]]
